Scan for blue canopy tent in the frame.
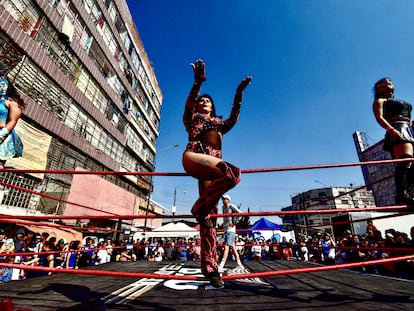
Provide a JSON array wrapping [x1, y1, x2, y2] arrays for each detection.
[[248, 217, 283, 231], [247, 217, 284, 243]]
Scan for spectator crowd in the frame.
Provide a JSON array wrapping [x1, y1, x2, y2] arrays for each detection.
[[1, 222, 414, 284]]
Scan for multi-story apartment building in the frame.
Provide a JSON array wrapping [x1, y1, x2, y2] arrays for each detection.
[[0, 0, 163, 231], [283, 186, 376, 237], [353, 131, 394, 207]]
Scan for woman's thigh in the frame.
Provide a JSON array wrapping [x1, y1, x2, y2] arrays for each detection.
[[393, 143, 413, 158], [183, 151, 221, 180]]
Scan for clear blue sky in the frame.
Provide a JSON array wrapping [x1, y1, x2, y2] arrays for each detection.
[[127, 1, 414, 222]]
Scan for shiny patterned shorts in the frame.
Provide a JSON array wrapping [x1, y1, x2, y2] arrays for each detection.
[[185, 141, 222, 159], [383, 121, 414, 152]]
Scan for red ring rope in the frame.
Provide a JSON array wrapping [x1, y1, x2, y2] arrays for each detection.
[[0, 157, 411, 176], [1, 254, 413, 281], [0, 157, 412, 282]]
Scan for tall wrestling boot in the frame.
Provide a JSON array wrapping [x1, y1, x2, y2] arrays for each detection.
[[191, 161, 241, 227], [395, 163, 407, 205], [395, 158, 413, 206]]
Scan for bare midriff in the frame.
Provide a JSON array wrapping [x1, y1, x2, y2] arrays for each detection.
[[200, 131, 221, 150]]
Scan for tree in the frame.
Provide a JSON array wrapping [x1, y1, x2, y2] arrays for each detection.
[[236, 206, 251, 229]]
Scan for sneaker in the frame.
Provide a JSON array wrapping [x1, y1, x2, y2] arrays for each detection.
[[206, 271, 223, 288]]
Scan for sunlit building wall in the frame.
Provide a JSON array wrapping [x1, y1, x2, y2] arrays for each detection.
[[0, 0, 163, 230]]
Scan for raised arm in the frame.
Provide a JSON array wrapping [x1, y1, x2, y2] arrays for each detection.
[[183, 59, 207, 131], [223, 76, 252, 133]]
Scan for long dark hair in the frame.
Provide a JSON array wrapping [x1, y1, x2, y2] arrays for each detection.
[[2, 76, 25, 108], [373, 77, 394, 99], [197, 94, 218, 117]]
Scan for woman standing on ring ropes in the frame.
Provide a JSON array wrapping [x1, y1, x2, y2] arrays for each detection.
[[373, 77, 414, 206], [182, 59, 252, 288], [0, 76, 24, 168]]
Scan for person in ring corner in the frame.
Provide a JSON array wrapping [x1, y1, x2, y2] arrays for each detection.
[[0, 76, 24, 167], [372, 77, 414, 207]]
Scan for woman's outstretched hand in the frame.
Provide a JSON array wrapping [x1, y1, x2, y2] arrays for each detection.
[[236, 76, 253, 94], [191, 59, 207, 82]]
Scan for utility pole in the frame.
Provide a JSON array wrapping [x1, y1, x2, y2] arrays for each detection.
[[143, 194, 151, 234], [172, 187, 177, 223]]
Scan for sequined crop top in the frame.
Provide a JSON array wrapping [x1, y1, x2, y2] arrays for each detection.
[[0, 97, 9, 122], [183, 82, 241, 146], [184, 112, 235, 143], [383, 98, 412, 122]]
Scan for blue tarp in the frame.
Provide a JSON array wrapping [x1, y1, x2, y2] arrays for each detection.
[[248, 217, 283, 231]]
